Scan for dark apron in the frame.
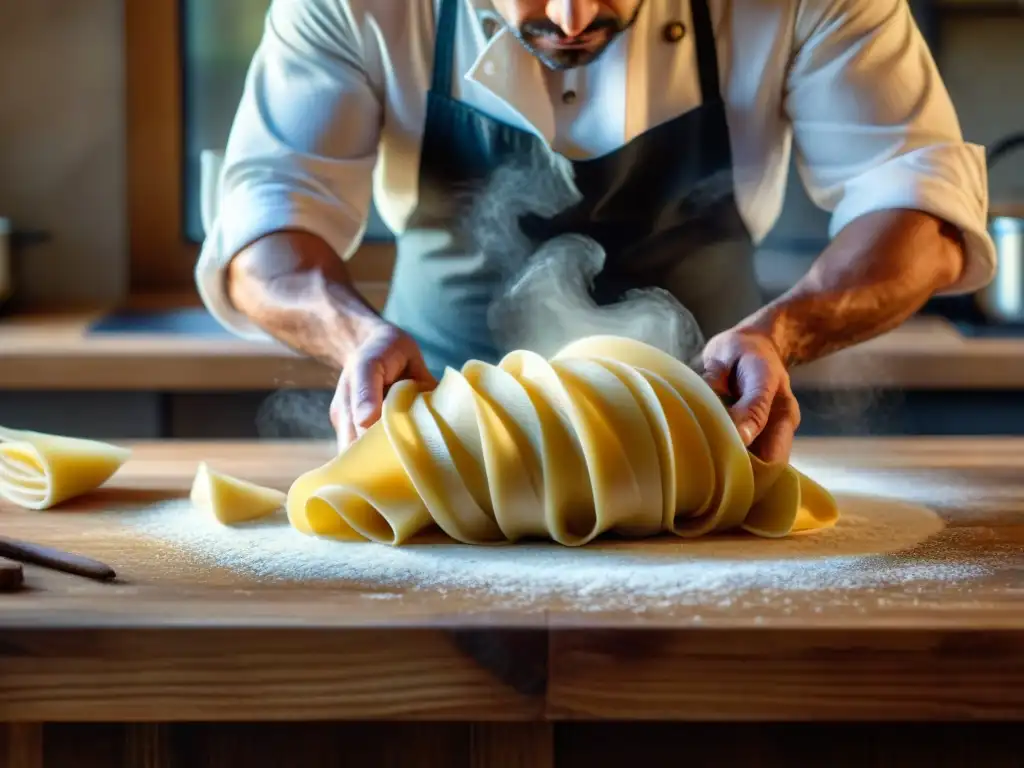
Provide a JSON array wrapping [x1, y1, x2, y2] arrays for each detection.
[[383, 0, 763, 378]]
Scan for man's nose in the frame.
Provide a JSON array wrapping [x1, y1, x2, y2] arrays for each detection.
[[545, 0, 600, 37]]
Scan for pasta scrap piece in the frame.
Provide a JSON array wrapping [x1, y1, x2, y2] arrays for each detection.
[[286, 336, 839, 546], [190, 462, 287, 525], [0, 425, 131, 510]]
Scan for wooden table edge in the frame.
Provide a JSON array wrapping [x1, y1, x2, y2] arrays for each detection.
[[5, 305, 1024, 390], [1, 626, 1021, 722]]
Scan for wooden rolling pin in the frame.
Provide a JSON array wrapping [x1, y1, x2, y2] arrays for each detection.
[[0, 557, 24, 592], [0, 536, 116, 582]]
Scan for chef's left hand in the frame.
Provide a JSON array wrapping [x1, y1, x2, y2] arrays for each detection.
[[699, 327, 801, 464]]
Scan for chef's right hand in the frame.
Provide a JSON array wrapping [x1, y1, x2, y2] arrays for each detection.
[[330, 322, 436, 451]]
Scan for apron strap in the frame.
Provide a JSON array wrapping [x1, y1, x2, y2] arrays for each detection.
[[432, 0, 459, 95], [690, 0, 723, 105]]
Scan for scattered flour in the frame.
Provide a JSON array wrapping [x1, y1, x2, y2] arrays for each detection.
[[98, 491, 996, 611]]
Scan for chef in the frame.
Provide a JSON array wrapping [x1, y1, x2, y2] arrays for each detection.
[[196, 0, 994, 462]]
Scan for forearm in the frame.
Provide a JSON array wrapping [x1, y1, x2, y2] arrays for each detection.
[[742, 209, 966, 367], [226, 230, 382, 370]]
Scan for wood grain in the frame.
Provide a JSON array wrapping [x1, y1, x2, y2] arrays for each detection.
[[547, 629, 1024, 720], [123, 724, 171, 768], [3, 306, 1024, 391], [1, 439, 1017, 629], [6, 721, 1023, 768], [0, 438, 1020, 722], [0, 629, 542, 722], [470, 724, 553, 768], [1, 724, 41, 768], [125, 0, 188, 292]]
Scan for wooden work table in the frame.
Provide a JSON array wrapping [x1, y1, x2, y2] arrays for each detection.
[[3, 294, 1024, 391], [0, 438, 1021, 765]]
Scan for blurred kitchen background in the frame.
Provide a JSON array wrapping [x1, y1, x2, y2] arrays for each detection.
[[0, 0, 1023, 439]]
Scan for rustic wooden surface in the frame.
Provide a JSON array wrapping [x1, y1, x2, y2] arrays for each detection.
[[2, 298, 1023, 391], [0, 438, 1021, 765], [0, 559, 23, 593], [0, 438, 1020, 727]]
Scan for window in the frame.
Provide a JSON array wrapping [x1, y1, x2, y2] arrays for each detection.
[[180, 0, 394, 244], [125, 0, 393, 296]]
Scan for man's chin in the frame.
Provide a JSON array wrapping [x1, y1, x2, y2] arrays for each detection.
[[528, 42, 612, 71]]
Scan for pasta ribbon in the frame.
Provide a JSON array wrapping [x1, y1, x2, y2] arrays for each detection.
[[287, 336, 838, 545]]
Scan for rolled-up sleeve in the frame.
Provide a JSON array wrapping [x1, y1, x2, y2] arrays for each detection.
[[195, 0, 382, 339], [786, 0, 996, 295]]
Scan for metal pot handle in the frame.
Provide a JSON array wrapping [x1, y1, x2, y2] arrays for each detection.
[[987, 132, 1024, 169]]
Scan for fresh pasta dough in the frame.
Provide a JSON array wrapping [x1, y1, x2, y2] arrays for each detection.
[[0, 425, 131, 510], [287, 336, 839, 546], [190, 462, 287, 524]]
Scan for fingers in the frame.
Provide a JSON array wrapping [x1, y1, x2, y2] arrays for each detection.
[[330, 376, 357, 452], [701, 359, 732, 398], [752, 412, 796, 464], [332, 334, 390, 451], [349, 354, 386, 436], [751, 383, 801, 464], [334, 327, 436, 449], [728, 354, 779, 446], [406, 347, 438, 390]]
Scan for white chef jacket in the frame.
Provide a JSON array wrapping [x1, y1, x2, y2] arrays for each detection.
[[196, 0, 996, 341]]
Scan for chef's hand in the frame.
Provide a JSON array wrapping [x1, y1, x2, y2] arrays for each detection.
[[699, 327, 801, 464], [330, 322, 436, 451]]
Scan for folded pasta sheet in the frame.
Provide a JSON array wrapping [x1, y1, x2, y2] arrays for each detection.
[[0, 426, 131, 510], [287, 336, 839, 546], [190, 461, 287, 525]]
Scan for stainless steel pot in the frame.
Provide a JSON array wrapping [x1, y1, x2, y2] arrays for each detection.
[[976, 133, 1024, 323]]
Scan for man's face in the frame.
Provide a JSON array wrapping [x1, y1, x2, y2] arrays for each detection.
[[492, 1, 646, 70]]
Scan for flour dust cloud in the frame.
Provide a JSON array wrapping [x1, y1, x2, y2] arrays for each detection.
[[256, 389, 334, 440], [101, 490, 997, 613]]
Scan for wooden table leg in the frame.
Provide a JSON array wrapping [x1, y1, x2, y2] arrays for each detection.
[[470, 723, 554, 768], [2, 724, 43, 768], [124, 724, 172, 768]]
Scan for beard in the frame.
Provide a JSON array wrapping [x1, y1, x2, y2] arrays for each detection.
[[512, 1, 646, 70]]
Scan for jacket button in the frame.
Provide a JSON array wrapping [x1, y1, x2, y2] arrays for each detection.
[[562, 89, 578, 105], [663, 21, 686, 43]]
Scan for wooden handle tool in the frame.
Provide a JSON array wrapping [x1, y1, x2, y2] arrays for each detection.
[[0, 557, 25, 592], [0, 536, 116, 582]]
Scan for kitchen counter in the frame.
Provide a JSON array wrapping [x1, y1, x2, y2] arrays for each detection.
[[0, 438, 1021, 764], [4, 293, 1024, 391]]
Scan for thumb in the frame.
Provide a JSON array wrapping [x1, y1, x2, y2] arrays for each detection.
[[728, 354, 777, 445]]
